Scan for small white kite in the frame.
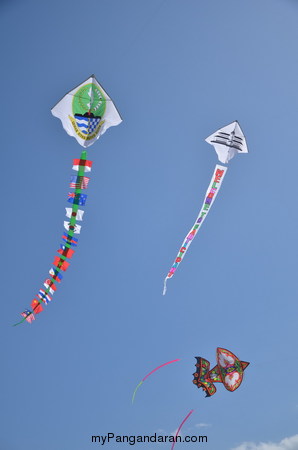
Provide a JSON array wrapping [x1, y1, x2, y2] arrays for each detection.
[[163, 121, 248, 294]]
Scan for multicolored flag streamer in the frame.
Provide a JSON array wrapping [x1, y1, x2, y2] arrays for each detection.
[[132, 359, 181, 403], [163, 165, 227, 295], [14, 151, 91, 325]]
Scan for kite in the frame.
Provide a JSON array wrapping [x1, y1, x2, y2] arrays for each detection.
[[205, 121, 248, 164], [15, 75, 122, 325], [163, 121, 248, 294], [133, 348, 249, 448], [132, 350, 248, 401], [132, 359, 181, 403], [193, 347, 249, 397]]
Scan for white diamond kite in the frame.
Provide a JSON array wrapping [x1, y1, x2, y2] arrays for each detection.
[[163, 121, 248, 294], [16, 75, 122, 325], [51, 74, 122, 148], [205, 121, 248, 164]]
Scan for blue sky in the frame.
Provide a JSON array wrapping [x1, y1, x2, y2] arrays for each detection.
[[2, 0, 298, 449]]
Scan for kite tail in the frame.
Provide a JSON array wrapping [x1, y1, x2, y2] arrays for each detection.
[[162, 164, 227, 294], [12, 317, 27, 327], [13, 150, 92, 326], [132, 359, 180, 403], [132, 381, 143, 404], [162, 278, 167, 295], [171, 409, 195, 450]]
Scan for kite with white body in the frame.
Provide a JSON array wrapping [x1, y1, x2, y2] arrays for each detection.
[[51, 74, 122, 148], [15, 75, 122, 325], [205, 121, 248, 164], [163, 120, 248, 294]]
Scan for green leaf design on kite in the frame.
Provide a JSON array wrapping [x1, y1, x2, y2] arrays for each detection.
[[72, 82, 106, 118]]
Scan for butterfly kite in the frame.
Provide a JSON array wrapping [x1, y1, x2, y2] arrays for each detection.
[[15, 75, 122, 325], [163, 121, 248, 294], [133, 347, 249, 449], [173, 347, 249, 449], [193, 347, 249, 397]]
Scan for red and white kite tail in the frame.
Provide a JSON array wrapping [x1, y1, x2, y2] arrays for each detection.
[[162, 164, 227, 295]]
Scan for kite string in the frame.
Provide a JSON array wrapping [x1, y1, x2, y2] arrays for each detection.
[[171, 409, 195, 450]]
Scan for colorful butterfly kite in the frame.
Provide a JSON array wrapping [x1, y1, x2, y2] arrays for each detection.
[[193, 347, 249, 397], [133, 347, 249, 449], [163, 121, 248, 294], [172, 347, 249, 449], [15, 75, 122, 325]]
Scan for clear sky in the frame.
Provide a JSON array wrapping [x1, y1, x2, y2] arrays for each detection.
[[1, 0, 298, 449]]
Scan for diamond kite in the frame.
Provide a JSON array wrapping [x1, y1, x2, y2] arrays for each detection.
[[163, 121, 248, 294], [205, 120, 248, 164], [15, 75, 122, 325], [51, 74, 122, 148]]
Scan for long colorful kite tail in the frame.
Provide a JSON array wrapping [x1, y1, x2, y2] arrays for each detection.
[[132, 359, 180, 403], [14, 150, 92, 326], [171, 409, 195, 450], [163, 164, 227, 295]]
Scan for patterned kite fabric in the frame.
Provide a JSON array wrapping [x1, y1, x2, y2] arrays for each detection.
[[74, 115, 102, 135], [163, 164, 227, 295], [15, 150, 93, 325], [69, 175, 90, 189]]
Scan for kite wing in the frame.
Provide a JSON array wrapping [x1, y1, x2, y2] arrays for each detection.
[[205, 121, 248, 164], [51, 74, 122, 148], [192, 357, 217, 397], [215, 347, 249, 392]]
